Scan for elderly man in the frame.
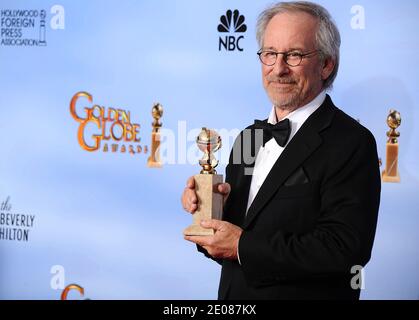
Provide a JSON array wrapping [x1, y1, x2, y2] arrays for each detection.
[[181, 1, 380, 300]]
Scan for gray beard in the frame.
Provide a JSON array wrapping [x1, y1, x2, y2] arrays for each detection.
[[269, 91, 305, 111], [267, 85, 321, 112]]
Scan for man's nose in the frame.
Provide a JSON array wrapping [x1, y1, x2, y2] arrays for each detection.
[[272, 55, 290, 76]]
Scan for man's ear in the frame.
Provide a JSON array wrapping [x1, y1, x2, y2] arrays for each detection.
[[321, 57, 335, 81]]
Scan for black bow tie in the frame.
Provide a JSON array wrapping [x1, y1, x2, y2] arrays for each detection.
[[254, 118, 291, 147]]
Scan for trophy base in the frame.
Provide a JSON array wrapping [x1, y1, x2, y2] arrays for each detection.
[[183, 174, 223, 236], [382, 170, 400, 183], [382, 142, 400, 183], [183, 224, 215, 236], [148, 130, 162, 168], [147, 158, 162, 168]]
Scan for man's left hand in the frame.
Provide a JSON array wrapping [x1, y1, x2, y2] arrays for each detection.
[[184, 219, 243, 260]]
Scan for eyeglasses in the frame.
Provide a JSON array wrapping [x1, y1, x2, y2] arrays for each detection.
[[257, 49, 320, 67]]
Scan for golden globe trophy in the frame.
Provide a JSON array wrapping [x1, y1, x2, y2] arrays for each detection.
[[147, 103, 163, 168], [382, 109, 401, 183], [183, 128, 223, 236]]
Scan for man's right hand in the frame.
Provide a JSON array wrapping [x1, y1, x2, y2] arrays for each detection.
[[181, 176, 231, 214]]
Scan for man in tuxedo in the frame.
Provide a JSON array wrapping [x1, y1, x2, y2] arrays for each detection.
[[181, 1, 380, 300]]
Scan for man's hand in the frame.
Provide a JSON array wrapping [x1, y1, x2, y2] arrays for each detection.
[[184, 219, 243, 260], [181, 176, 231, 214]]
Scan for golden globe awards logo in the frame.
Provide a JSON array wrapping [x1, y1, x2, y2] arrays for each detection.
[[218, 9, 247, 51], [70, 91, 148, 155]]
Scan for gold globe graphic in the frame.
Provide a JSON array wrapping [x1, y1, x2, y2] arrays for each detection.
[[152, 103, 163, 119], [387, 110, 401, 129], [386, 109, 401, 143]]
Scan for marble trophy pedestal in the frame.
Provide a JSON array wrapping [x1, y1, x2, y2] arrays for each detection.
[[183, 174, 223, 236]]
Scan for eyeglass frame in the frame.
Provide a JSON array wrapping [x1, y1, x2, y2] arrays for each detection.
[[257, 49, 321, 67]]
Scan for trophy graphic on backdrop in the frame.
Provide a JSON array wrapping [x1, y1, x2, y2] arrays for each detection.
[[39, 10, 47, 46], [382, 109, 401, 183], [147, 103, 163, 168], [183, 128, 223, 236]]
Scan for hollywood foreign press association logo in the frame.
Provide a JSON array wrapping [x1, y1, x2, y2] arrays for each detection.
[[217, 9, 247, 52], [0, 5, 64, 47]]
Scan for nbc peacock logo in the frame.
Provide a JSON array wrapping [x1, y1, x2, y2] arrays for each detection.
[[217, 9, 247, 33], [217, 9, 247, 52]]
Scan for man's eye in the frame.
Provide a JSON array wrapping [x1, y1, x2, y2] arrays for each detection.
[[288, 52, 302, 57], [263, 52, 277, 57]]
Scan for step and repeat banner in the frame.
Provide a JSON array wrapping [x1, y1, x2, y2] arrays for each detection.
[[1, 0, 418, 299]]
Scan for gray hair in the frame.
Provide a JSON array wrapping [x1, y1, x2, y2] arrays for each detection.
[[256, 1, 341, 90]]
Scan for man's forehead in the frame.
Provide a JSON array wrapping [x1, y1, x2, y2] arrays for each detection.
[[266, 11, 319, 29], [263, 12, 318, 48]]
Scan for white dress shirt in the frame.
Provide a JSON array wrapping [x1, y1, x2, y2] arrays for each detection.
[[246, 91, 326, 213], [237, 91, 326, 265]]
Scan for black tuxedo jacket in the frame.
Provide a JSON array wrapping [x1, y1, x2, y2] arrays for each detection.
[[198, 95, 381, 300]]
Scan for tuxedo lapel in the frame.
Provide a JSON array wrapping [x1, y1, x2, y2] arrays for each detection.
[[230, 128, 262, 226], [242, 95, 336, 229]]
